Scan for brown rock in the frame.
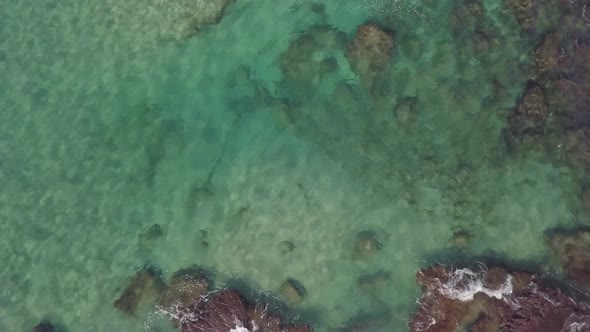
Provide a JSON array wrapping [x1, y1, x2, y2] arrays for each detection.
[[181, 290, 248, 332], [113, 266, 164, 315], [346, 24, 394, 92], [248, 303, 282, 331], [410, 264, 590, 332]]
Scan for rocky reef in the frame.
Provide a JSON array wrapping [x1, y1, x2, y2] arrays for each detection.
[[546, 228, 590, 289], [114, 265, 313, 331], [409, 264, 590, 332], [180, 289, 312, 332]]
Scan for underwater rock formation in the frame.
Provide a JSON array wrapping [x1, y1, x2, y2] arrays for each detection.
[[508, 83, 550, 136], [345, 24, 394, 93], [502, 0, 537, 30], [410, 265, 590, 332], [279, 25, 347, 98], [352, 230, 383, 260], [158, 265, 213, 315], [333, 311, 392, 332], [279, 278, 307, 306], [356, 270, 391, 290], [158, 0, 234, 40], [113, 266, 165, 315], [546, 228, 590, 288], [32, 322, 59, 332]]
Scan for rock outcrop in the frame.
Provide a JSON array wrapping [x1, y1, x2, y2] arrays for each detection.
[[410, 265, 590, 332], [180, 289, 313, 332]]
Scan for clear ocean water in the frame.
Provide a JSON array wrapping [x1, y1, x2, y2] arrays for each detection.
[[0, 0, 583, 331]]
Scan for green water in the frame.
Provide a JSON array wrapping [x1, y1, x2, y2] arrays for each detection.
[[0, 0, 582, 331]]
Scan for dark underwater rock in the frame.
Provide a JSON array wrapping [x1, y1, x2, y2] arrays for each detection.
[[546, 228, 590, 289], [279, 278, 307, 306], [279, 25, 347, 98], [409, 265, 590, 332], [113, 266, 165, 315], [158, 265, 213, 314], [352, 230, 382, 260], [508, 83, 550, 136], [33, 322, 57, 332], [346, 24, 394, 93], [356, 270, 391, 290]]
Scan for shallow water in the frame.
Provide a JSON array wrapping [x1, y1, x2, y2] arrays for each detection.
[[0, 0, 584, 331]]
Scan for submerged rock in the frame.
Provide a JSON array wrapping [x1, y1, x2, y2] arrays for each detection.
[[32, 322, 59, 332], [113, 266, 165, 315], [356, 269, 391, 290], [346, 24, 394, 93], [333, 311, 392, 332], [503, 0, 537, 30], [546, 228, 590, 288], [279, 278, 307, 306], [409, 264, 590, 332], [278, 240, 295, 255], [393, 96, 418, 124], [449, 228, 473, 249], [279, 25, 347, 98], [138, 223, 165, 251], [508, 83, 550, 136], [158, 265, 213, 313], [533, 33, 562, 77], [352, 230, 382, 260]]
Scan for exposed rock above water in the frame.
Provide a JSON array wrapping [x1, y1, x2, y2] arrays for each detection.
[[180, 289, 313, 332], [410, 265, 590, 332]]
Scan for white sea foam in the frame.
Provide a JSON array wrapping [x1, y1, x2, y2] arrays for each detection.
[[439, 268, 513, 301], [561, 313, 590, 332]]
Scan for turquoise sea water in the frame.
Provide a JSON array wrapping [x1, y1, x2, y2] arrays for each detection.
[[0, 0, 585, 331]]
